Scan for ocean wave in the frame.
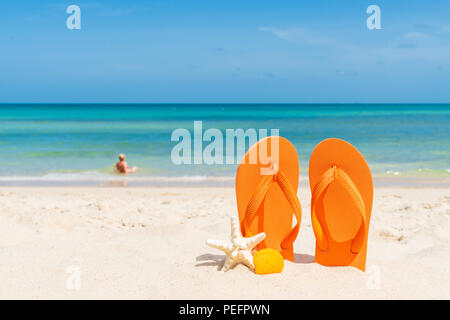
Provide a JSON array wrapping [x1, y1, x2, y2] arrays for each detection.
[[0, 168, 448, 182], [0, 172, 235, 183], [0, 168, 447, 188]]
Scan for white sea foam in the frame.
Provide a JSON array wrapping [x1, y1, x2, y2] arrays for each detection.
[[0, 172, 314, 187], [0, 172, 235, 183], [386, 170, 400, 176]]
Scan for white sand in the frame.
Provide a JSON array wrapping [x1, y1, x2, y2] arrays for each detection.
[[0, 186, 448, 299]]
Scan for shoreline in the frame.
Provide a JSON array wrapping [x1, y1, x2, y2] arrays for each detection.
[[0, 176, 449, 188], [1, 183, 450, 189]]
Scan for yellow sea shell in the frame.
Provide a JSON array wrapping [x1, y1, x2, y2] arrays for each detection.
[[253, 248, 284, 275]]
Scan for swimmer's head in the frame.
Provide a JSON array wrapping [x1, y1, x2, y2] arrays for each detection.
[[118, 154, 125, 161]]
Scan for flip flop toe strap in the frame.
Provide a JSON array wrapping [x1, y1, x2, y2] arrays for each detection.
[[242, 167, 302, 251], [311, 165, 366, 254]]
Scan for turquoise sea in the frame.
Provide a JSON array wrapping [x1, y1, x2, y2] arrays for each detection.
[[0, 104, 448, 186]]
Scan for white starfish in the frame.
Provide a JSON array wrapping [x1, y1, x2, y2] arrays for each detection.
[[206, 216, 266, 272]]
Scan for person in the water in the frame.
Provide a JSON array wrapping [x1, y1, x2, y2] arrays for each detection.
[[115, 154, 137, 174]]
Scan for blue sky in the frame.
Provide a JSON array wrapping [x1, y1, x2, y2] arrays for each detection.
[[1, 0, 450, 103]]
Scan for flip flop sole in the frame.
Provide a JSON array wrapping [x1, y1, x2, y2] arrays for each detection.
[[309, 138, 373, 271], [236, 136, 300, 261]]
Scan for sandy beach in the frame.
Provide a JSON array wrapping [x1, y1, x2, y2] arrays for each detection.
[[0, 185, 448, 300]]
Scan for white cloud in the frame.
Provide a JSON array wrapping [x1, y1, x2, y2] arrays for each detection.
[[260, 24, 450, 60], [99, 7, 137, 17], [402, 32, 434, 41], [259, 27, 337, 46], [441, 26, 450, 35]]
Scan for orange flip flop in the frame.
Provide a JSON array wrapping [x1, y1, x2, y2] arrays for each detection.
[[236, 136, 302, 262], [309, 138, 373, 271]]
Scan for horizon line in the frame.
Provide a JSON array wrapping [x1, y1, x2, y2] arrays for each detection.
[[1, 102, 450, 105]]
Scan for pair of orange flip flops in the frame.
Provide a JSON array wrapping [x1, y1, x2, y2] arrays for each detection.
[[236, 137, 373, 271]]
